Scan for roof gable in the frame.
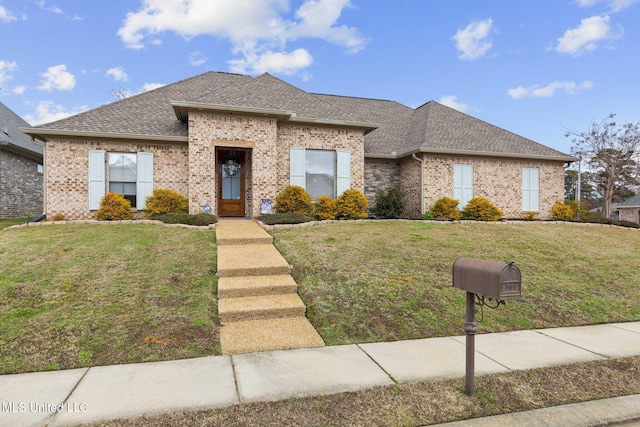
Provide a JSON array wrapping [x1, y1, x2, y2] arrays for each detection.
[[0, 102, 42, 158]]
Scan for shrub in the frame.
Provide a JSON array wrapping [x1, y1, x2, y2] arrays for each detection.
[[144, 188, 188, 218], [370, 187, 406, 219], [275, 186, 313, 215], [155, 212, 217, 226], [259, 213, 314, 225], [336, 189, 368, 220], [420, 212, 435, 220], [431, 197, 462, 220], [52, 213, 66, 221], [462, 197, 504, 221], [96, 192, 134, 221], [315, 195, 337, 220], [552, 201, 576, 221], [523, 211, 537, 221]]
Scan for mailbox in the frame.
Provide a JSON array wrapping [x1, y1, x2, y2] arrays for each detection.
[[452, 257, 521, 300]]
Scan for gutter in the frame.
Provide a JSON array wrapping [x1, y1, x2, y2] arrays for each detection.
[[412, 153, 425, 215], [366, 148, 578, 163], [19, 128, 189, 143]]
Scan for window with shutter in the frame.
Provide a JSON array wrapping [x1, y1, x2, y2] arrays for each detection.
[[522, 167, 540, 212], [454, 164, 473, 207]]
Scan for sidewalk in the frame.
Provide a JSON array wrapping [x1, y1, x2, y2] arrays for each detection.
[[1, 322, 640, 426]]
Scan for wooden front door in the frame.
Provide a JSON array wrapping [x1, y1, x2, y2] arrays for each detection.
[[217, 150, 245, 217]]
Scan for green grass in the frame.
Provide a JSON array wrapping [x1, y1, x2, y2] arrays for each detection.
[[0, 218, 28, 230], [272, 222, 640, 345], [0, 224, 218, 374]]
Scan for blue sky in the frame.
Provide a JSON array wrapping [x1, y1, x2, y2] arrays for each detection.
[[1, 0, 639, 155]]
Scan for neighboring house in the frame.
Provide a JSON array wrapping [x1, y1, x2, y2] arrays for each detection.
[[20, 72, 575, 220], [0, 102, 43, 218], [617, 195, 640, 224]]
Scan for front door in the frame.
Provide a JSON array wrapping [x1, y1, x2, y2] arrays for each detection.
[[217, 150, 245, 217]]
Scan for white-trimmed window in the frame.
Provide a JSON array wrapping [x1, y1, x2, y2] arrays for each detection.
[[290, 148, 350, 199], [453, 164, 473, 207], [88, 150, 153, 210], [522, 167, 540, 212]]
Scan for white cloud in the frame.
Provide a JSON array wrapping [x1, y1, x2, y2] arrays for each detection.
[[557, 15, 621, 55], [189, 51, 207, 66], [0, 5, 16, 22], [12, 85, 25, 94], [452, 18, 494, 60], [142, 83, 165, 92], [37, 0, 63, 15], [574, 0, 639, 12], [117, 0, 365, 75], [439, 96, 469, 113], [507, 80, 593, 99], [106, 66, 128, 82], [38, 65, 76, 91], [24, 101, 87, 125], [0, 60, 17, 85], [229, 48, 312, 75]]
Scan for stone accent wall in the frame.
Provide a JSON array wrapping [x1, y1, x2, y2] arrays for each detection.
[[276, 124, 365, 197], [363, 158, 401, 205], [619, 207, 640, 224], [45, 139, 188, 219], [0, 150, 43, 218], [420, 154, 565, 219]]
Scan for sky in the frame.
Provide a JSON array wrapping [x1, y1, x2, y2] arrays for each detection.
[[1, 0, 640, 155]]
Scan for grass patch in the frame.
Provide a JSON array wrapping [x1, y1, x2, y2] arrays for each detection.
[[87, 356, 640, 426], [272, 222, 640, 345], [0, 224, 218, 374], [0, 218, 28, 230]]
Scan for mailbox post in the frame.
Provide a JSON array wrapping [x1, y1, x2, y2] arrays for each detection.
[[453, 257, 521, 396]]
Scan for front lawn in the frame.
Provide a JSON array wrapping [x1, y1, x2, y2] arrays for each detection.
[[0, 224, 218, 374], [273, 221, 640, 345]]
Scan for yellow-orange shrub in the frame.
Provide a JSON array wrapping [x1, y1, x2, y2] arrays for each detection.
[[96, 192, 134, 220]]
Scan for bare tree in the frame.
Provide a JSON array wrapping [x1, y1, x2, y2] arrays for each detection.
[[110, 88, 132, 100], [565, 114, 640, 219]]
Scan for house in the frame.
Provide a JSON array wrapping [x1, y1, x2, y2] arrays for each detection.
[[0, 102, 43, 218], [20, 72, 575, 220], [617, 194, 640, 224]]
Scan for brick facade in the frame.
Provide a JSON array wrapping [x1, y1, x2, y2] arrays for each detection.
[[45, 138, 188, 219], [0, 150, 43, 218]]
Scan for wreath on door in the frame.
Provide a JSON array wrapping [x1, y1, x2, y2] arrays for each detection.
[[223, 159, 240, 177]]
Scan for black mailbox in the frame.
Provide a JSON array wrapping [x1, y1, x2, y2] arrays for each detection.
[[452, 257, 521, 300]]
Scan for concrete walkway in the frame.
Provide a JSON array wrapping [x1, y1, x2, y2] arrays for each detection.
[[1, 322, 639, 426]]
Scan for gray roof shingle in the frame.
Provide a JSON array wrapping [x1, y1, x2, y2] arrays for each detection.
[[618, 194, 640, 207], [25, 71, 574, 161], [0, 102, 42, 158]]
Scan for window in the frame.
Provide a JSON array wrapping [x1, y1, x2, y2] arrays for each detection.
[[108, 153, 137, 207], [88, 150, 153, 210], [290, 148, 350, 199], [454, 164, 473, 207], [522, 167, 540, 212], [37, 164, 43, 174]]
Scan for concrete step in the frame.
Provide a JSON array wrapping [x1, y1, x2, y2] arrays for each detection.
[[220, 317, 325, 354], [216, 219, 273, 245], [218, 294, 306, 323], [216, 244, 291, 277], [218, 274, 298, 299]]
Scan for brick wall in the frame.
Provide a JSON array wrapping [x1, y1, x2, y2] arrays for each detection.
[[420, 154, 565, 219], [0, 150, 43, 218], [619, 207, 640, 224], [45, 139, 188, 219]]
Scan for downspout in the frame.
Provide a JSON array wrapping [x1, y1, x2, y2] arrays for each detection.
[[30, 136, 46, 218], [412, 153, 424, 215]]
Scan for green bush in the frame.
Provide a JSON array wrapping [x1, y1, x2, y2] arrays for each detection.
[[96, 192, 134, 221], [371, 187, 406, 219], [420, 212, 435, 220], [431, 197, 462, 220], [259, 213, 314, 225], [275, 186, 313, 215], [462, 197, 503, 221], [315, 195, 337, 220], [336, 189, 368, 220], [144, 188, 188, 218], [155, 212, 217, 226]]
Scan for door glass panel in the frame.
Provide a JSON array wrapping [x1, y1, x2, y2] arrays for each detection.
[[222, 159, 241, 200]]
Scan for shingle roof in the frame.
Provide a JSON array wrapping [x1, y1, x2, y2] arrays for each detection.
[[0, 102, 42, 158], [24, 71, 574, 161], [618, 194, 640, 207]]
